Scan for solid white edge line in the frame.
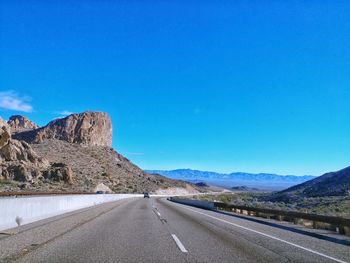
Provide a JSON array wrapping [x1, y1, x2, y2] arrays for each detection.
[[171, 234, 188, 253], [179, 205, 348, 263]]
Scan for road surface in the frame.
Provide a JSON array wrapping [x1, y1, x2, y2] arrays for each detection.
[[0, 197, 349, 263]]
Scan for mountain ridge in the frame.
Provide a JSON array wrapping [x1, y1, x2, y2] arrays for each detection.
[[269, 166, 350, 201], [146, 168, 315, 180], [146, 169, 316, 190]]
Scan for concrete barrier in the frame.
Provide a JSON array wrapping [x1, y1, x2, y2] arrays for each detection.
[[0, 194, 141, 231], [169, 197, 215, 210]]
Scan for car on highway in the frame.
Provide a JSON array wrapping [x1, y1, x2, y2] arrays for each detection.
[[143, 192, 150, 198]]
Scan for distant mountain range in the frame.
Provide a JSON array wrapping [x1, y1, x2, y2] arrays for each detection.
[[145, 169, 316, 191], [269, 166, 350, 201]]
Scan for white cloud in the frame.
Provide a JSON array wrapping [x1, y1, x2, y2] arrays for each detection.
[[54, 110, 73, 116], [0, 91, 33, 112]]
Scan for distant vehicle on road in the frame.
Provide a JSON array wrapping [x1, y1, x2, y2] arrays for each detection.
[[143, 192, 150, 198], [96, 191, 105, 194]]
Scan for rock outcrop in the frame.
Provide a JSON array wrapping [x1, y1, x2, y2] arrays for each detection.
[[0, 125, 11, 148], [0, 117, 9, 130], [7, 115, 38, 133], [0, 123, 47, 182], [0, 121, 73, 185], [0, 139, 45, 165], [43, 163, 74, 184], [93, 183, 112, 194], [14, 112, 112, 147]]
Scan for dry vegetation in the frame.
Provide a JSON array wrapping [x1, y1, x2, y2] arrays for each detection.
[[1, 139, 186, 193], [193, 192, 350, 218]]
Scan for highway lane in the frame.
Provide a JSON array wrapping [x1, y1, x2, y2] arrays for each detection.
[[154, 198, 350, 263], [2, 197, 349, 263]]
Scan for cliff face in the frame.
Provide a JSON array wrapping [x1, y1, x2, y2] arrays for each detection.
[[7, 115, 38, 133], [14, 112, 112, 147]]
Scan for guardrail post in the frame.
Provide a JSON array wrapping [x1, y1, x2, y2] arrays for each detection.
[[344, 226, 350, 236], [293, 218, 303, 225], [335, 227, 341, 234]]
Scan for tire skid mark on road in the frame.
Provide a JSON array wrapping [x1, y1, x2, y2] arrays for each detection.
[[152, 206, 167, 224], [152, 202, 192, 256]]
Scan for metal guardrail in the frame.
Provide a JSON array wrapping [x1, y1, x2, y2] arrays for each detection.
[[169, 197, 350, 235], [214, 202, 350, 228]]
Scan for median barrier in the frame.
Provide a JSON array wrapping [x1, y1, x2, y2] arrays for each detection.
[[169, 197, 215, 210], [0, 194, 141, 231]]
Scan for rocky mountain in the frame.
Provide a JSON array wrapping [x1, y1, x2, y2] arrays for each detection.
[[146, 169, 316, 190], [268, 166, 350, 202], [13, 112, 112, 147], [0, 112, 194, 194], [7, 115, 38, 133]]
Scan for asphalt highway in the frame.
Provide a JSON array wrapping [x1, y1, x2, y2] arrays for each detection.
[[0, 197, 349, 263]]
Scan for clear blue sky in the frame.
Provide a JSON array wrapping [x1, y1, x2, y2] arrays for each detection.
[[1, 1, 349, 176]]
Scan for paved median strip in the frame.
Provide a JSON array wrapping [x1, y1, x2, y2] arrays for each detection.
[[180, 205, 348, 263], [171, 234, 188, 253]]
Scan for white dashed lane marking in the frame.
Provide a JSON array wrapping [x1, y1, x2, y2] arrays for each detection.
[[171, 234, 188, 253]]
